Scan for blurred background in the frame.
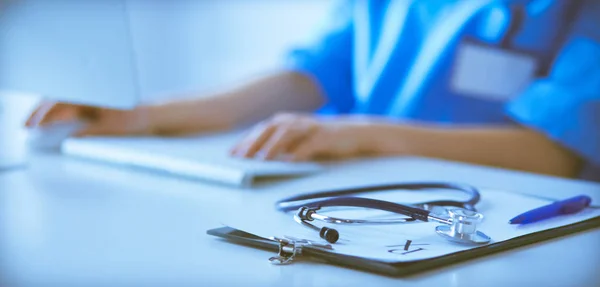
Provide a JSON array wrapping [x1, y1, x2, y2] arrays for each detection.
[[0, 0, 334, 166], [138, 0, 333, 100], [124, 0, 334, 103], [0, 0, 334, 104]]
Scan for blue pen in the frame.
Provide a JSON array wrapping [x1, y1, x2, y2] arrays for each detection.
[[509, 195, 592, 224]]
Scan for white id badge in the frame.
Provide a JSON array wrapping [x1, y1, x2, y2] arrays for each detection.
[[450, 42, 538, 101]]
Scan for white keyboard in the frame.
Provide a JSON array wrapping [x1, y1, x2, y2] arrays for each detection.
[[60, 131, 323, 187]]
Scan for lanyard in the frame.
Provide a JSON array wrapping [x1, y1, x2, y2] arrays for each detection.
[[500, 5, 525, 50], [501, 1, 585, 76]]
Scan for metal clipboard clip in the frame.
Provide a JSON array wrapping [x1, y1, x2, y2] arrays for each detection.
[[268, 236, 333, 265]]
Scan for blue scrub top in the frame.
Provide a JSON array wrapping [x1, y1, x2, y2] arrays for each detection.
[[287, 0, 600, 181]]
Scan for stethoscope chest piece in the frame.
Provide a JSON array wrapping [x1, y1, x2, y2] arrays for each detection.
[[435, 209, 491, 244]]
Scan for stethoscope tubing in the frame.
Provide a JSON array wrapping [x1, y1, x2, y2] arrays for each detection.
[[277, 182, 484, 244], [276, 182, 480, 214]]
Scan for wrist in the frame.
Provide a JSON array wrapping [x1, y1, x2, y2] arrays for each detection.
[[362, 123, 427, 156], [139, 96, 236, 135], [135, 104, 165, 135]]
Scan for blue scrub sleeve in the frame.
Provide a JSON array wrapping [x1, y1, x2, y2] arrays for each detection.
[[285, 1, 355, 114], [506, 0, 600, 166]]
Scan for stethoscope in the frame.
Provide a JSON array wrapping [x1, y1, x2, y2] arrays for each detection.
[[276, 182, 492, 245]]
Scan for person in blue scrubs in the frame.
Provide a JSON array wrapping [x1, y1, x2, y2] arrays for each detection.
[[26, 0, 599, 180]]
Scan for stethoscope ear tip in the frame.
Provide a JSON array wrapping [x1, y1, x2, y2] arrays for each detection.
[[319, 227, 339, 244]]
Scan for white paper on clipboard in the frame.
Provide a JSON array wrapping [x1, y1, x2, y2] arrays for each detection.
[[222, 189, 600, 263]]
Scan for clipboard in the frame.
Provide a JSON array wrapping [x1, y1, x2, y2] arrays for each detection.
[[207, 216, 600, 277], [207, 186, 600, 277]]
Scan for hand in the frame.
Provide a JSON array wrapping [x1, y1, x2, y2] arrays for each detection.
[[25, 101, 153, 137], [230, 113, 377, 162]]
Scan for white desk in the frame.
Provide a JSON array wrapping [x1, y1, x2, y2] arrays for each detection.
[[1, 152, 599, 286]]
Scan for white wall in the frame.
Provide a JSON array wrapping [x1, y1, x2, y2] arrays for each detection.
[[0, 0, 335, 106], [130, 0, 335, 102]]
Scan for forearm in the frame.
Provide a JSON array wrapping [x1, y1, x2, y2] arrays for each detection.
[[146, 71, 325, 134], [370, 122, 583, 178], [224, 71, 325, 125]]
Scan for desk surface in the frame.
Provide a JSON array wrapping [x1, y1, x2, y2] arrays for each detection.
[[1, 152, 599, 287]]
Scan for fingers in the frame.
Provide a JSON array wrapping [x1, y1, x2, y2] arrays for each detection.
[[231, 113, 318, 160], [230, 122, 278, 158], [260, 123, 315, 160], [289, 134, 324, 162], [40, 103, 80, 125], [25, 102, 82, 127], [25, 102, 55, 127]]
